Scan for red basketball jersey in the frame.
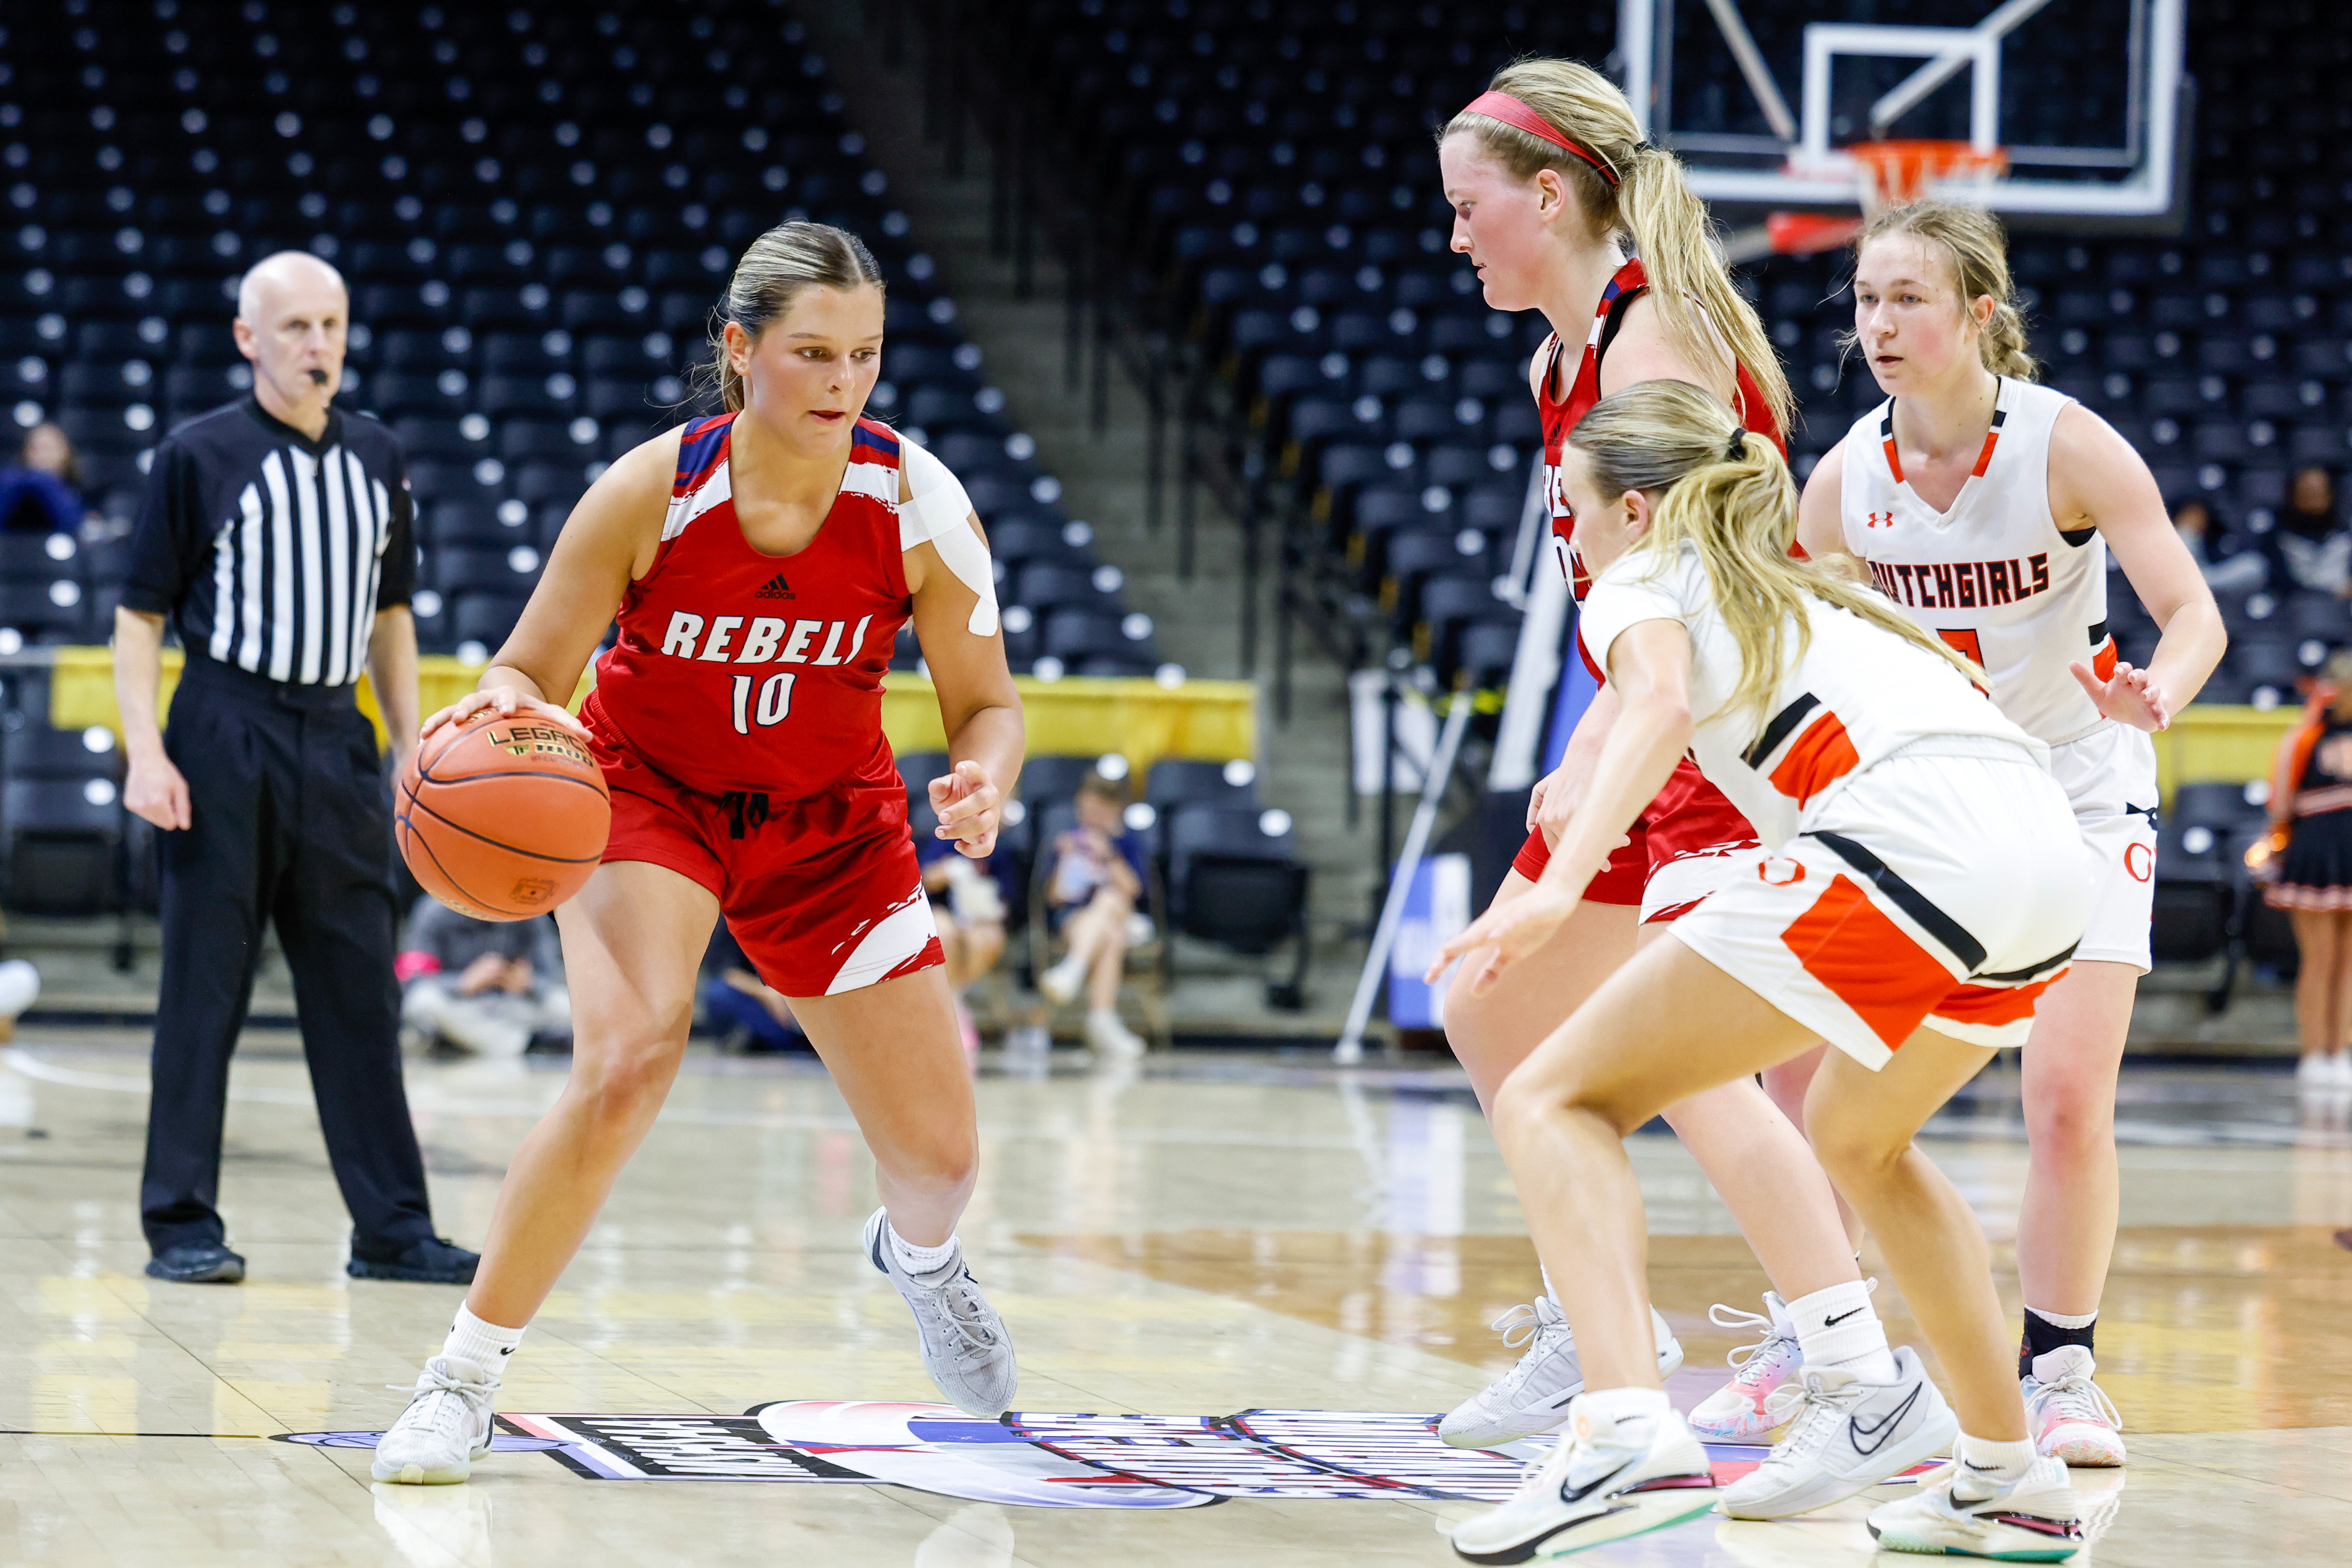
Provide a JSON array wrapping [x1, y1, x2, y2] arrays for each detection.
[[583, 414, 909, 799], [1539, 257, 1786, 615]]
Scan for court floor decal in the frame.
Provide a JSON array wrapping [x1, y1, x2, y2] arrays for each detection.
[[280, 1401, 1920, 1508]]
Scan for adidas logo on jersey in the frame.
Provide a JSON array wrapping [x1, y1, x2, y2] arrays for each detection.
[[754, 573, 795, 600]]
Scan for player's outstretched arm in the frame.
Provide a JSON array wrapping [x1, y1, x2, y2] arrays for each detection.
[[906, 498, 1024, 862], [420, 428, 679, 741], [1434, 618, 1693, 994], [2052, 404, 2226, 731]]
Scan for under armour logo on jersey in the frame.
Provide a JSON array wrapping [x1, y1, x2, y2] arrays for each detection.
[[1866, 510, 1894, 529], [754, 573, 795, 600]]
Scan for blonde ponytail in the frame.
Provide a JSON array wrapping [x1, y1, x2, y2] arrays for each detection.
[[1852, 199, 2038, 381], [1616, 145, 1795, 436], [1568, 381, 1981, 731], [1442, 57, 1794, 435]]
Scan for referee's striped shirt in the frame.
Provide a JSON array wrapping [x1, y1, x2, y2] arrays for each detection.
[[123, 399, 417, 686]]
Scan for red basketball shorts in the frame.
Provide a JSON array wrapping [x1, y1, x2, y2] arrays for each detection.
[[582, 714, 943, 998], [1512, 758, 1762, 922], [1672, 745, 2089, 1071]]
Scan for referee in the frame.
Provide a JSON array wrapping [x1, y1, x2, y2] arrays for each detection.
[[115, 251, 477, 1287]]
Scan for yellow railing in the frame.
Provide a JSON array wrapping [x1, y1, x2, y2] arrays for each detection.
[[42, 648, 1258, 781], [40, 644, 2281, 803]]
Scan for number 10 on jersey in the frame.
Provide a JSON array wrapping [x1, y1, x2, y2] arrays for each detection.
[[730, 672, 796, 733]]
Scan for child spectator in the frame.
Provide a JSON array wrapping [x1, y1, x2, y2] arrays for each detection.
[[396, 899, 569, 1059], [922, 844, 1009, 1062], [1036, 772, 1150, 1059], [698, 922, 809, 1054]]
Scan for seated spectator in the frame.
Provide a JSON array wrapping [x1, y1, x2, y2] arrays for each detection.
[[922, 843, 1010, 1061], [698, 922, 809, 1054], [1035, 773, 1150, 1059], [2173, 498, 2268, 593], [2270, 466, 2351, 597], [396, 898, 569, 1058], [0, 423, 87, 535]]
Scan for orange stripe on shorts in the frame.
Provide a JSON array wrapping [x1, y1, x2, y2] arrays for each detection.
[[1768, 712, 1860, 807], [1779, 873, 1955, 1050], [1934, 973, 2062, 1028]]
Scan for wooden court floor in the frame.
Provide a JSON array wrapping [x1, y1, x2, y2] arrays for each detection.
[[0, 1031, 2345, 1566]]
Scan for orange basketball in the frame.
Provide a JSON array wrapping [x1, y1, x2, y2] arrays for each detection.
[[395, 709, 611, 922]]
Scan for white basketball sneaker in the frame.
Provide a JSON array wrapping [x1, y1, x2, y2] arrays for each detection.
[[863, 1208, 1019, 1417], [371, 1356, 499, 1485], [1449, 1393, 1717, 1563], [1714, 1347, 1958, 1519], [2022, 1346, 2126, 1467], [1688, 1293, 1801, 1440], [1438, 1295, 1685, 1449], [1866, 1455, 2084, 1560]]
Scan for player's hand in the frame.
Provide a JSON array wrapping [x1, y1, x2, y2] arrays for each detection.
[[421, 685, 590, 744], [929, 759, 1003, 858], [1425, 882, 1580, 997], [1531, 759, 1587, 849], [2069, 658, 2172, 733], [123, 742, 191, 831]]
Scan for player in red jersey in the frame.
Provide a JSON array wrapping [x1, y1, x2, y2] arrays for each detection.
[[1429, 67, 1935, 1514], [372, 224, 1025, 1485]]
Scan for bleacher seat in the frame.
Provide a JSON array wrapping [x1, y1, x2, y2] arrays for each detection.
[[0, 0, 1131, 718], [1164, 803, 1309, 958]]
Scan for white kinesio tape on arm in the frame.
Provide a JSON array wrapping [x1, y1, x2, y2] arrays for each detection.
[[898, 436, 1000, 637]]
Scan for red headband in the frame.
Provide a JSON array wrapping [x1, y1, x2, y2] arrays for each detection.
[[1461, 90, 1621, 189]]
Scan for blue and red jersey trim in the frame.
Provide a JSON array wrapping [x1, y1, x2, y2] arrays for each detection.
[[674, 414, 734, 497], [851, 419, 900, 460]]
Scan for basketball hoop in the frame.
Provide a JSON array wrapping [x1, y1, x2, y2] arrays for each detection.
[[1847, 139, 2009, 217], [1727, 139, 2012, 264]]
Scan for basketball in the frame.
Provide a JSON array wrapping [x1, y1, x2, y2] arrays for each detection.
[[395, 710, 611, 922]]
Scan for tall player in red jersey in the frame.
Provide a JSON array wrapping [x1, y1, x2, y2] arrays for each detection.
[[1429, 65, 1944, 1520], [371, 225, 1026, 1486]]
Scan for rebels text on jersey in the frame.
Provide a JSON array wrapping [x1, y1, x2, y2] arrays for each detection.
[[584, 415, 913, 799]]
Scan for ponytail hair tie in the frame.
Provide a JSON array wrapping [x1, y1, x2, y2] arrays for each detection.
[[1725, 426, 1747, 461]]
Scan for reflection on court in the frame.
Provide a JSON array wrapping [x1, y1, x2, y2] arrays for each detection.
[[0, 1036, 2344, 1565]]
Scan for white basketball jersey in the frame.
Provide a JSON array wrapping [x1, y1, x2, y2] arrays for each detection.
[[1838, 378, 2115, 747], [1577, 543, 2042, 851]]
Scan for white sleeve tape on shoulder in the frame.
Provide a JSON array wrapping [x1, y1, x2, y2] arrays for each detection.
[[897, 435, 999, 637]]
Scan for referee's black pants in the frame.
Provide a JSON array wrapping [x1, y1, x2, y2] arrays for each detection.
[[140, 656, 437, 1259]]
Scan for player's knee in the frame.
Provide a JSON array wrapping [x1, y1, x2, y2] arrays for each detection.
[[568, 1039, 679, 1126], [1491, 1057, 1598, 1149], [1806, 1102, 1902, 1185], [1488, 1070, 1546, 1155], [2024, 1088, 2112, 1159]]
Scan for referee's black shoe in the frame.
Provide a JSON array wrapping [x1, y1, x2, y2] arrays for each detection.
[[146, 1243, 246, 1284], [348, 1235, 481, 1285]]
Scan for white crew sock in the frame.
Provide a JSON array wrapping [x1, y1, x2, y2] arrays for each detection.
[[2023, 1304, 2098, 1330], [1955, 1431, 2038, 1495], [1574, 1384, 1671, 1439], [1786, 1281, 1898, 1383], [887, 1220, 957, 1277], [441, 1303, 524, 1374]]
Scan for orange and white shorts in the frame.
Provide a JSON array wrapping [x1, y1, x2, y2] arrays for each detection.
[[1671, 742, 2092, 1071]]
